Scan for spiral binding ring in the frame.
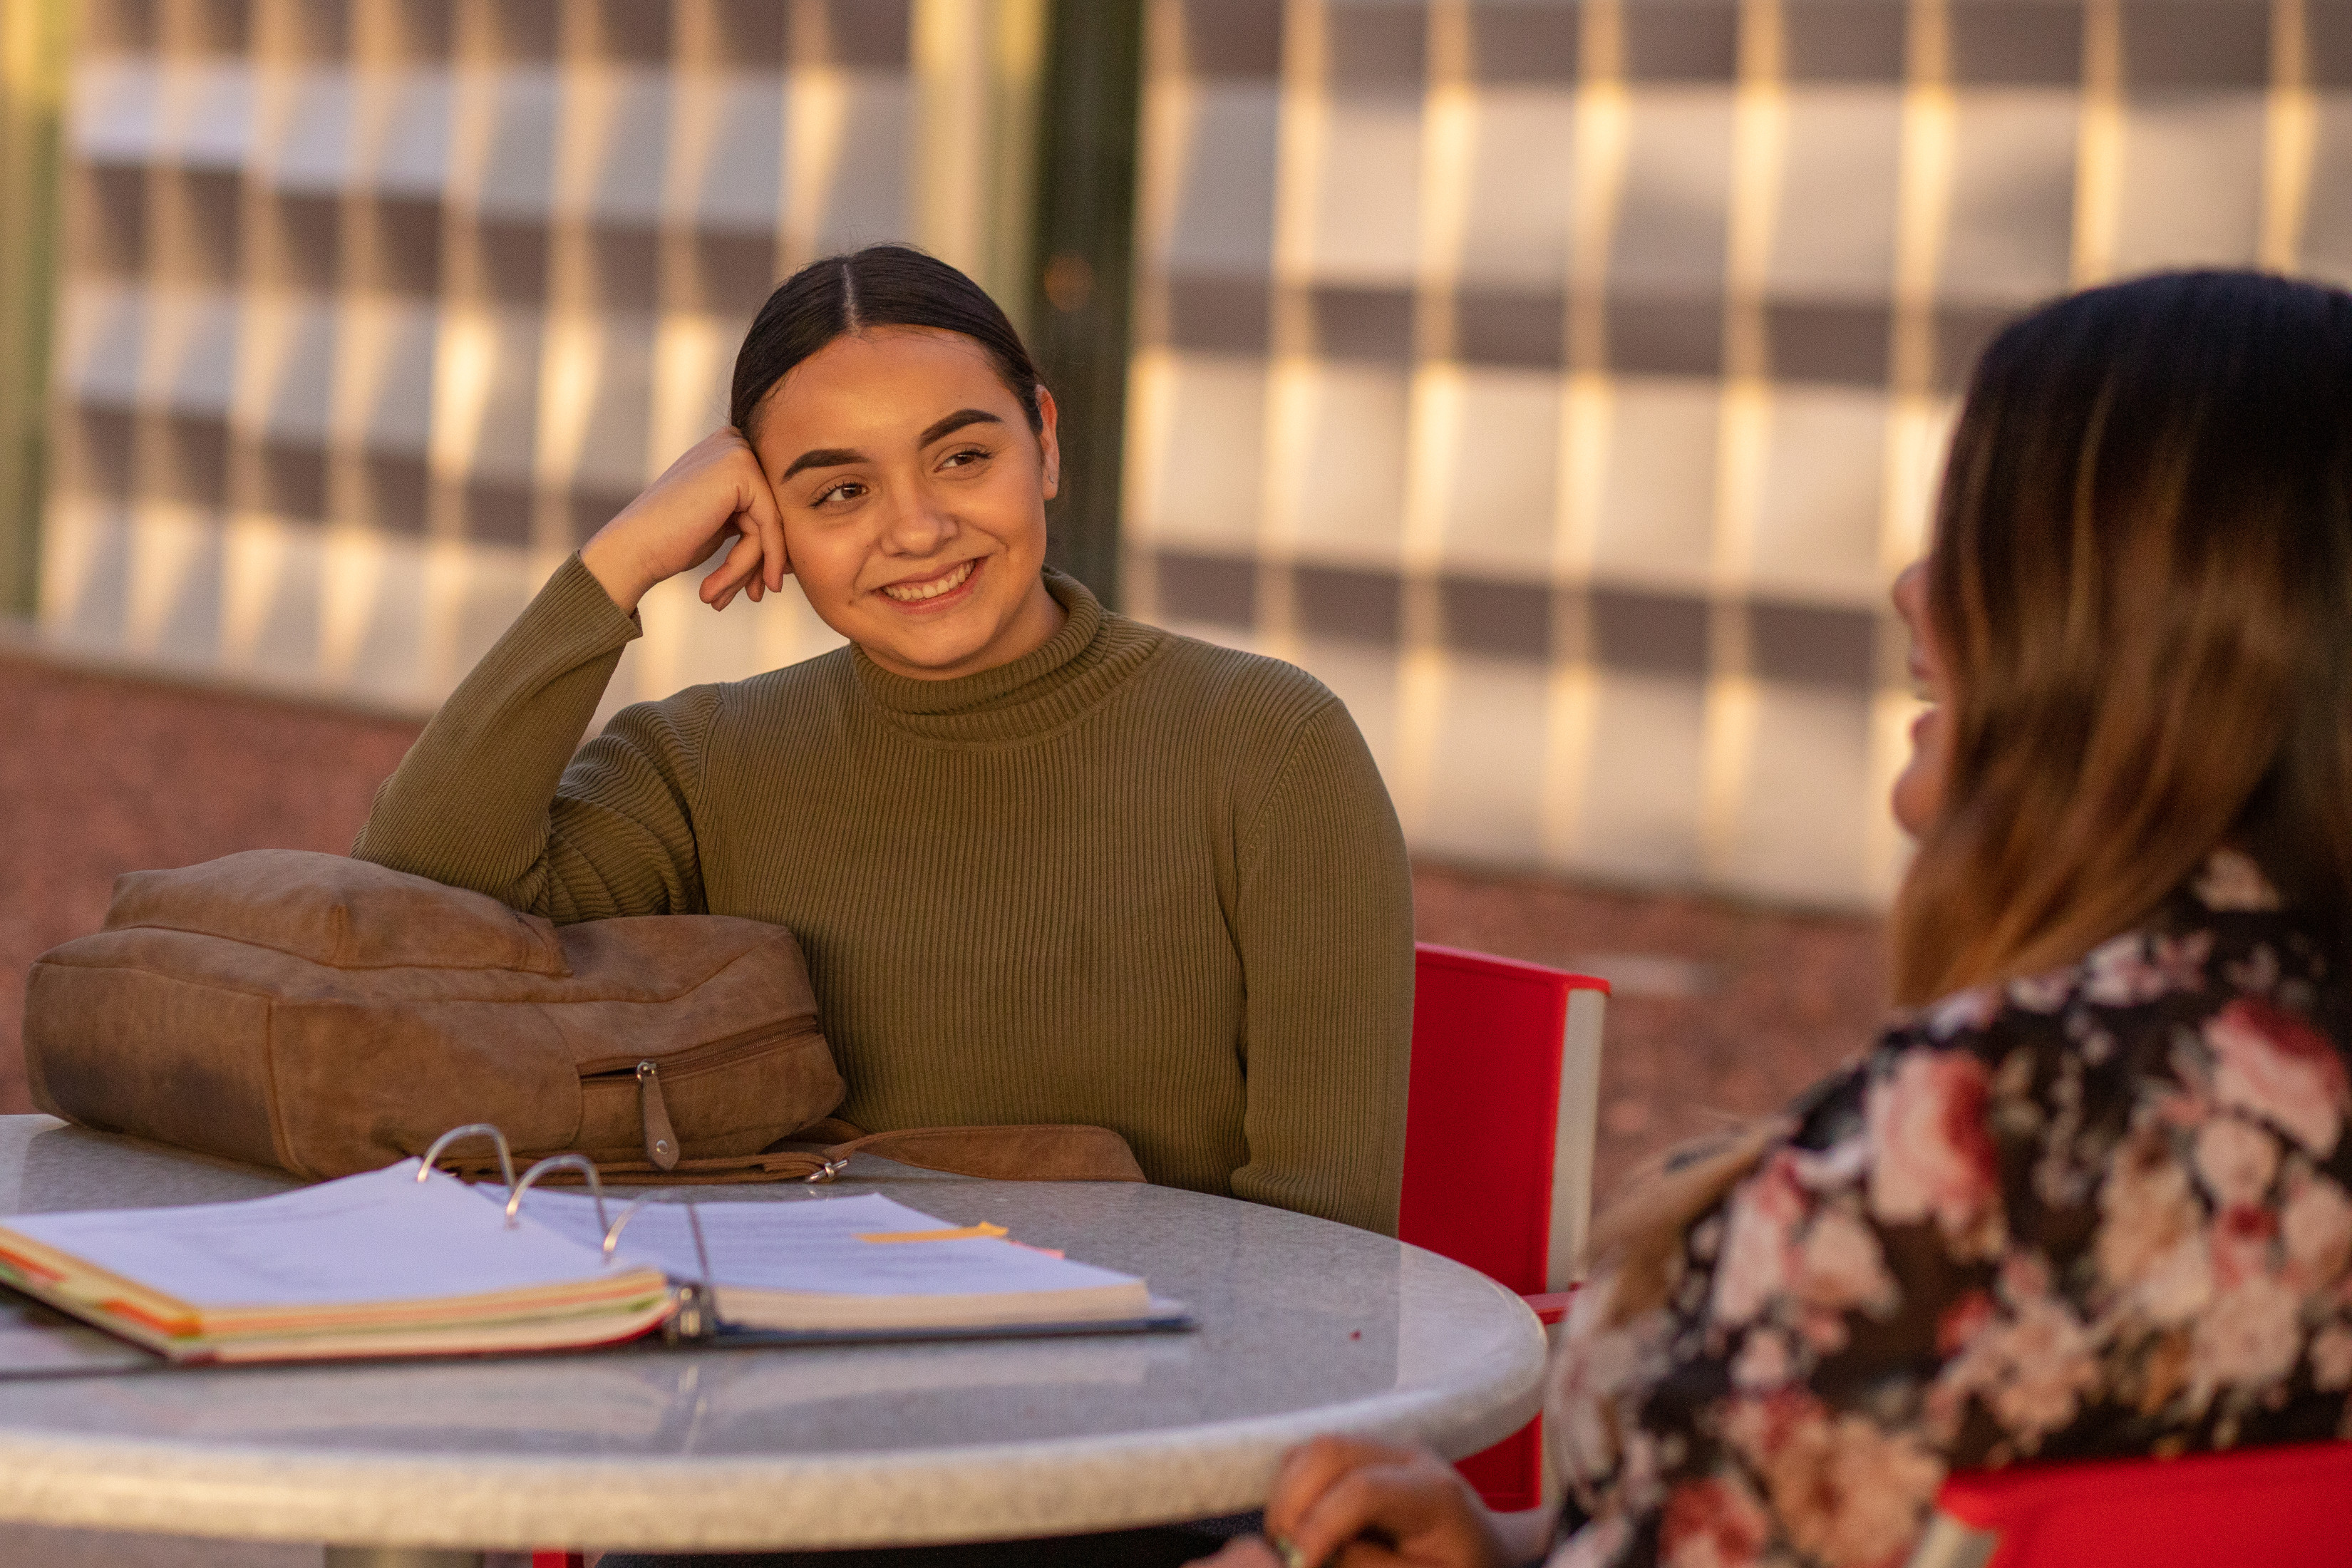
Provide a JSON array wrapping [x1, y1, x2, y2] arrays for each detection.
[[505, 1152, 609, 1233], [601, 1188, 716, 1286], [417, 1123, 517, 1197]]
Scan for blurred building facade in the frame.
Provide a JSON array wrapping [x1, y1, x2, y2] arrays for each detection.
[[37, 0, 1044, 711], [24, 0, 2352, 907]]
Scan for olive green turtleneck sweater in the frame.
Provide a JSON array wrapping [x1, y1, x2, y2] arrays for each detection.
[[354, 559, 1414, 1233]]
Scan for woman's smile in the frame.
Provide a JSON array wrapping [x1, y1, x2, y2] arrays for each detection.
[[877, 556, 981, 609]]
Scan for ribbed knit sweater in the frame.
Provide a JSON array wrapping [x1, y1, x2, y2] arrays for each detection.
[[353, 558, 1415, 1233]]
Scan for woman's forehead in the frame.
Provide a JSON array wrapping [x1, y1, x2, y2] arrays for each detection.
[[751, 327, 1012, 450]]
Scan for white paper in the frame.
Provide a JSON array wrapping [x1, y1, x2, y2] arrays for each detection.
[[511, 1190, 1143, 1299], [4, 1163, 621, 1308]]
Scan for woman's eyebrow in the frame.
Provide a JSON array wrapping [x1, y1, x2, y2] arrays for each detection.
[[919, 408, 1003, 446], [779, 411, 1003, 482], [780, 446, 864, 480]]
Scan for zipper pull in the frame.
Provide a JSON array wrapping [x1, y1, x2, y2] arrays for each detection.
[[637, 1060, 679, 1171]]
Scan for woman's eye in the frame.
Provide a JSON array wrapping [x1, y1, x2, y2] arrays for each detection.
[[814, 480, 865, 506], [940, 445, 991, 470]]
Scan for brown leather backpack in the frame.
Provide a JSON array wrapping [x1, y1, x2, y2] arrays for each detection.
[[21, 850, 1142, 1186]]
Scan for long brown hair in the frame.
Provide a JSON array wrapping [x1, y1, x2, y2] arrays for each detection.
[[1891, 271, 2352, 1005]]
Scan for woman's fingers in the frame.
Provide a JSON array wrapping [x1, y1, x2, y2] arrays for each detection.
[[692, 435, 788, 611], [1266, 1436, 1422, 1542], [733, 441, 790, 592], [1284, 1466, 1434, 1567], [1269, 1443, 1500, 1568], [584, 427, 789, 614], [699, 522, 767, 608]]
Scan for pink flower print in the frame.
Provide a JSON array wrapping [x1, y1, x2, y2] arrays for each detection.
[[1998, 1248, 2055, 1306], [1722, 1385, 1829, 1467], [2281, 1174, 2352, 1290], [2209, 1205, 2279, 1294], [1795, 1209, 1900, 1320], [1985, 1299, 2102, 1444], [2140, 1232, 2219, 1326], [2083, 931, 2212, 1007], [1730, 1326, 1795, 1391], [2095, 1130, 2204, 1312], [1868, 1049, 2003, 1256], [1731, 1392, 1944, 1568], [1659, 1475, 1773, 1568], [2194, 848, 2282, 911], [2311, 1324, 2352, 1391], [1932, 1289, 2098, 1452], [2189, 1273, 2304, 1402], [2206, 997, 2351, 1157], [2007, 967, 2076, 1014], [1936, 1289, 1996, 1357], [1925, 985, 2001, 1040], [1790, 1132, 1870, 1193], [2192, 1115, 2280, 1209], [1712, 1152, 1807, 1328]]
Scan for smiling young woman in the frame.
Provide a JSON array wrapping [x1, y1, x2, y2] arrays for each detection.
[[352, 246, 1414, 1240]]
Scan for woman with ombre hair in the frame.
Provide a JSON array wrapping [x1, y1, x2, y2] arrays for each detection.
[[1196, 272, 2352, 1568]]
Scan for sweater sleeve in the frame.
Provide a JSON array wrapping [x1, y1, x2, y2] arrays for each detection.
[[1229, 698, 1416, 1236], [351, 555, 712, 922]]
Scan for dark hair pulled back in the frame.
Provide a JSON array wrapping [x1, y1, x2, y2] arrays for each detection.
[[729, 244, 1044, 438]]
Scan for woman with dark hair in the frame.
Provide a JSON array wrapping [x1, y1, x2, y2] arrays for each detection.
[[1193, 270, 2352, 1567], [355, 244, 1413, 1237]]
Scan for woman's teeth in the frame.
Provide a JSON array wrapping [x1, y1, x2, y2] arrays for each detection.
[[882, 560, 974, 603]]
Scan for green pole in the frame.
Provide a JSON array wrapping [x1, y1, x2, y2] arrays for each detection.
[[1026, 0, 1143, 612], [0, 0, 66, 619]]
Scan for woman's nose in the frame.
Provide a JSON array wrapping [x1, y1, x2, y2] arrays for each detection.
[[1892, 560, 1925, 621], [876, 487, 954, 554]]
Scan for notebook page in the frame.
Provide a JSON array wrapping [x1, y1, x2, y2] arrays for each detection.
[[3, 1163, 622, 1308], [515, 1190, 1143, 1298]]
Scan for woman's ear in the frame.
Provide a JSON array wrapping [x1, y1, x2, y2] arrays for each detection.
[[1034, 385, 1062, 500]]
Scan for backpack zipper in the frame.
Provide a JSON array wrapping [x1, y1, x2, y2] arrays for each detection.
[[636, 1060, 679, 1171]]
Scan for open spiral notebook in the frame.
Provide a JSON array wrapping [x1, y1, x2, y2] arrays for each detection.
[[0, 1158, 1188, 1370]]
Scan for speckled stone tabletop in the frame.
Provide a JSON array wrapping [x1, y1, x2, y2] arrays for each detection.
[[0, 1115, 1547, 1554]]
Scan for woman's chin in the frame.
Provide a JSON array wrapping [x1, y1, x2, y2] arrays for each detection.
[[850, 605, 1008, 679]]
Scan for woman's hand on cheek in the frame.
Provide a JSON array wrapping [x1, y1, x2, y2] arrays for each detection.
[[1186, 1437, 1515, 1568], [580, 428, 789, 615]]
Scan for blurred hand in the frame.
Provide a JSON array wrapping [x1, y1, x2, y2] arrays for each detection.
[[580, 429, 788, 614], [1187, 1437, 1515, 1568]]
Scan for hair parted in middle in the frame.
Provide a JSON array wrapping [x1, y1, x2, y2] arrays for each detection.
[[728, 244, 1046, 440]]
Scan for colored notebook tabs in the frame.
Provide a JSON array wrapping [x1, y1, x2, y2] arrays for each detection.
[[522, 1189, 1155, 1334], [0, 1162, 674, 1363]]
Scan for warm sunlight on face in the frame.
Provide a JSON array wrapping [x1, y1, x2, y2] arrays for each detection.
[[1890, 561, 1954, 838], [749, 326, 1064, 681]]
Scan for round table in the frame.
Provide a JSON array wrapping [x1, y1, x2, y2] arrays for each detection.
[[0, 1115, 1548, 1562]]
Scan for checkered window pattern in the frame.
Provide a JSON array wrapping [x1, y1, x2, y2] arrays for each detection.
[[38, 0, 2352, 904], [40, 0, 945, 713], [1123, 0, 2352, 904]]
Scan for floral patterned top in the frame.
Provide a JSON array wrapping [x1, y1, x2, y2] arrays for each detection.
[[1547, 851, 2352, 1568]]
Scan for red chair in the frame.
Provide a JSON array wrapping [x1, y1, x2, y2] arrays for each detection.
[[1398, 943, 1609, 1513], [1908, 1441, 2352, 1567]]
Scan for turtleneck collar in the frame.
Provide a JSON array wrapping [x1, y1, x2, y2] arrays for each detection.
[[848, 569, 1164, 741]]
